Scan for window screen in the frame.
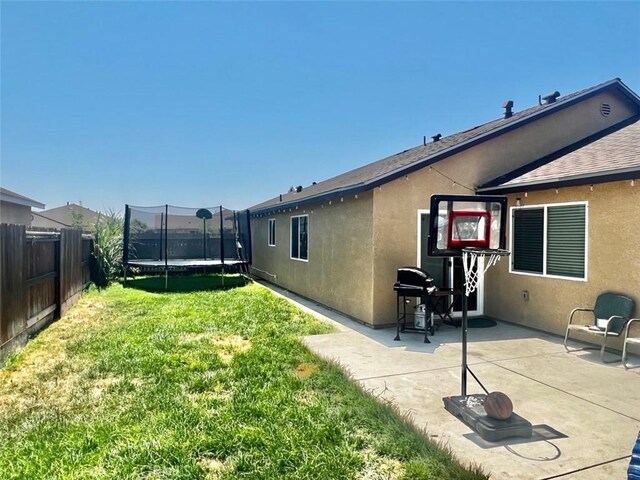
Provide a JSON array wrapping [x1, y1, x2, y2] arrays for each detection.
[[512, 203, 586, 279], [547, 205, 586, 278]]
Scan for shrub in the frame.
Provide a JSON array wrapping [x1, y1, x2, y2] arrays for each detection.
[[91, 210, 123, 288]]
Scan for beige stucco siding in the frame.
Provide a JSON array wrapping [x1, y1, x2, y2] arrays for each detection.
[[0, 202, 32, 226], [485, 181, 639, 354], [251, 88, 638, 329], [369, 90, 637, 326], [371, 175, 470, 325], [250, 191, 375, 323]]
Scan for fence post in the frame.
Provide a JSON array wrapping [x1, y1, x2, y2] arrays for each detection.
[[0, 224, 26, 345], [54, 233, 62, 320]]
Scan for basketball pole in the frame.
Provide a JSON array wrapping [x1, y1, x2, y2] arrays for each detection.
[[461, 292, 468, 396]]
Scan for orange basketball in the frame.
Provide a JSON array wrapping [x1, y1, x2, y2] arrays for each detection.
[[483, 391, 513, 420]]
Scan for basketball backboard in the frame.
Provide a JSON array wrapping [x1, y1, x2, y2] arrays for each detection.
[[427, 194, 507, 257]]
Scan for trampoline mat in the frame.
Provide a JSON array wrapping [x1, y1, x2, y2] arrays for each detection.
[[127, 259, 247, 268]]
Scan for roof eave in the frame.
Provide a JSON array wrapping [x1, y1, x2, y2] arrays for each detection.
[[478, 168, 640, 194], [250, 184, 370, 216], [0, 192, 45, 209]]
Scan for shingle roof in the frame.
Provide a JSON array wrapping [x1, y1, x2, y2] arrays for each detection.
[[250, 78, 640, 214], [479, 117, 640, 193]]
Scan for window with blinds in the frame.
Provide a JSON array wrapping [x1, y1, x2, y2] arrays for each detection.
[[547, 205, 586, 278], [511, 203, 587, 280]]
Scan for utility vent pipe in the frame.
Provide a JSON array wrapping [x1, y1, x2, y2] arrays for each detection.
[[502, 100, 514, 119], [432, 133, 442, 142], [541, 91, 561, 104]]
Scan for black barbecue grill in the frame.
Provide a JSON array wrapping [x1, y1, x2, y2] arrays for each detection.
[[393, 267, 437, 343]]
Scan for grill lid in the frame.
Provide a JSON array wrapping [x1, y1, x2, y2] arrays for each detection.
[[395, 266, 435, 287]]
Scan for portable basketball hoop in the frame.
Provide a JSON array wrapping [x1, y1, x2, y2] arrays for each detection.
[[462, 247, 510, 296], [427, 194, 532, 441]]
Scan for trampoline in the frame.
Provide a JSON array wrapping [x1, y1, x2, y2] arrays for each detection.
[[123, 205, 251, 286]]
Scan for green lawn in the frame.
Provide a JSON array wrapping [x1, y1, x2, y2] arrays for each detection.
[[0, 277, 487, 479]]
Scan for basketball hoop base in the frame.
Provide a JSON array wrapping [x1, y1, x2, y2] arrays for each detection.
[[443, 394, 533, 442]]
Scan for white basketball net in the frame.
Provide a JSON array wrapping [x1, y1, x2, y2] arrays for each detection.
[[462, 248, 509, 297]]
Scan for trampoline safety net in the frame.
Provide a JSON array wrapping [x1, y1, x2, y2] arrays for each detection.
[[123, 205, 252, 268]]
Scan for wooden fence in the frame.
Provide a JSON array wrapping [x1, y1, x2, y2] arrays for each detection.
[[0, 225, 93, 359]]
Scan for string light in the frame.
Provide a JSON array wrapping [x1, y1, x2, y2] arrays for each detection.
[[428, 165, 474, 192]]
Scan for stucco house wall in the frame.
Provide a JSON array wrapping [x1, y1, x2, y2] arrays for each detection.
[[369, 89, 637, 325], [485, 180, 639, 353], [0, 201, 33, 226], [250, 81, 639, 330], [251, 190, 375, 323]]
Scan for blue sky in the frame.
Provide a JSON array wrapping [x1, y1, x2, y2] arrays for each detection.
[[2, 2, 639, 213]]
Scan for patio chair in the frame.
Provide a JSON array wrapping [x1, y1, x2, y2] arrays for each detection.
[[623, 318, 640, 370], [563, 292, 635, 363]]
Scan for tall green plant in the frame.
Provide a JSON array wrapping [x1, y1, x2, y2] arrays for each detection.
[[91, 210, 123, 288]]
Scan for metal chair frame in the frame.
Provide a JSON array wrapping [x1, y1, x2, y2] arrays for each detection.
[[563, 293, 634, 363], [623, 318, 640, 370]]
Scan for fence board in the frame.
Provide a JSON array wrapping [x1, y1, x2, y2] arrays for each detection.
[[1, 224, 26, 345], [25, 237, 57, 321], [1, 226, 95, 359], [60, 229, 84, 315]]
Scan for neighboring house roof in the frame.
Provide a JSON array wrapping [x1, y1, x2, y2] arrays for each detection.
[[479, 116, 640, 194], [250, 78, 640, 215], [0, 187, 45, 209], [32, 203, 102, 228]]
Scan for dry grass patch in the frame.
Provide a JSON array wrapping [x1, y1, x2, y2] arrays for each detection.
[[294, 362, 317, 378], [198, 456, 234, 479], [0, 297, 115, 416], [180, 333, 251, 365], [357, 448, 403, 480]]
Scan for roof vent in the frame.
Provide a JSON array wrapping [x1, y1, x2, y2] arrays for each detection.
[[502, 100, 514, 119], [541, 91, 561, 104], [296, 185, 303, 193], [431, 133, 442, 143], [600, 103, 611, 117]]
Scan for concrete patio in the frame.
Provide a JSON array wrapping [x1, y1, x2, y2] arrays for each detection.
[[262, 282, 640, 480]]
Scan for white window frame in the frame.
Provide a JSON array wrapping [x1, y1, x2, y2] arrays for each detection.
[[509, 201, 588, 282], [268, 218, 276, 247], [290, 214, 309, 262]]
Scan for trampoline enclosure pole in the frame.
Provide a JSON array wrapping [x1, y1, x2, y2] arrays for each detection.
[[165, 205, 168, 291], [123, 205, 131, 285], [203, 217, 207, 260], [219, 206, 224, 264], [220, 206, 224, 287]]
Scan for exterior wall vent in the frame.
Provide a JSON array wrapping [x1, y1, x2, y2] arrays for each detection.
[[600, 103, 611, 117]]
